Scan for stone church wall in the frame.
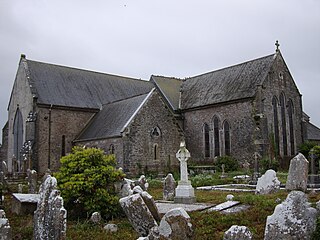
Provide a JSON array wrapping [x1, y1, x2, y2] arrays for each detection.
[[123, 91, 183, 176], [261, 53, 303, 165], [74, 137, 124, 169], [35, 107, 95, 173], [183, 100, 256, 165], [7, 61, 34, 173]]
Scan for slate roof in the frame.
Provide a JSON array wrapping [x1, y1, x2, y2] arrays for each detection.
[[151, 75, 182, 111], [76, 91, 153, 140], [24, 59, 153, 109], [306, 122, 320, 141], [181, 53, 276, 109]]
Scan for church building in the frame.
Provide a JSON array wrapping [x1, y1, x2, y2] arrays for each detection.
[[1, 44, 319, 176]]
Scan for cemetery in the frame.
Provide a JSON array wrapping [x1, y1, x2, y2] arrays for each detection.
[[1, 143, 320, 239]]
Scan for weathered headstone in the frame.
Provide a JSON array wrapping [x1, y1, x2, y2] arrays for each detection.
[[119, 193, 157, 237], [34, 175, 67, 240], [133, 185, 144, 194], [226, 194, 234, 201], [90, 212, 102, 224], [158, 207, 193, 240], [140, 191, 161, 222], [264, 191, 317, 240], [27, 169, 37, 194], [136, 175, 149, 191], [119, 179, 133, 198], [174, 141, 195, 204], [255, 169, 280, 194], [0, 210, 12, 240], [163, 173, 176, 201], [223, 225, 253, 240], [286, 153, 309, 192], [220, 164, 227, 178], [18, 184, 23, 193]]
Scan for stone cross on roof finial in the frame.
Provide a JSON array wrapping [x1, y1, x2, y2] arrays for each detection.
[[275, 40, 280, 52]]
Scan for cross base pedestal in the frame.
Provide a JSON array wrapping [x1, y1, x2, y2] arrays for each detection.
[[174, 182, 196, 204]]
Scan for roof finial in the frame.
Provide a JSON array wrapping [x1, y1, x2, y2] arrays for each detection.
[[275, 40, 280, 52]]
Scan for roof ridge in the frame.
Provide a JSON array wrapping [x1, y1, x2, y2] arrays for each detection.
[[102, 92, 150, 106], [26, 59, 148, 82], [186, 53, 275, 80]]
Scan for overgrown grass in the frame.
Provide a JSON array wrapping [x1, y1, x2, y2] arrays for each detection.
[[3, 171, 320, 239]]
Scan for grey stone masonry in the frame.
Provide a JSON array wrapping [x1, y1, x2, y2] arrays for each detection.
[[286, 153, 309, 192], [264, 191, 317, 240], [255, 169, 280, 195], [119, 193, 157, 237], [223, 225, 253, 240], [163, 173, 176, 201], [33, 175, 67, 240]]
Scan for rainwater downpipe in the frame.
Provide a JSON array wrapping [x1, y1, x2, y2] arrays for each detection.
[[48, 104, 52, 169]]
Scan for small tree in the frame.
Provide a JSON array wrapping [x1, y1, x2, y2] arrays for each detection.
[[55, 146, 125, 219]]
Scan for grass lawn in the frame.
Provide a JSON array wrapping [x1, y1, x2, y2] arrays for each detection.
[[3, 172, 320, 239]]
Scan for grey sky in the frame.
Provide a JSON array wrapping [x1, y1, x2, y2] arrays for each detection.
[[0, 0, 319, 141]]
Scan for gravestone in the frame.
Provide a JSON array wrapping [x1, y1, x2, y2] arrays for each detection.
[[119, 193, 157, 237], [220, 164, 227, 178], [18, 184, 23, 193], [0, 210, 12, 240], [158, 207, 193, 240], [223, 225, 252, 240], [104, 223, 118, 233], [255, 169, 280, 194], [136, 175, 149, 191], [27, 169, 37, 194], [174, 141, 195, 204], [163, 173, 176, 201], [286, 153, 309, 192], [140, 191, 161, 222], [90, 212, 102, 224], [264, 191, 317, 240], [34, 175, 67, 240]]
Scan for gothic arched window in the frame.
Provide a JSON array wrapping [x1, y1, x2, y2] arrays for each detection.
[[288, 99, 295, 155], [223, 121, 231, 156], [151, 127, 161, 137], [13, 108, 23, 163], [280, 93, 288, 156], [109, 144, 115, 154], [213, 116, 220, 157], [203, 123, 210, 157], [272, 96, 280, 155]]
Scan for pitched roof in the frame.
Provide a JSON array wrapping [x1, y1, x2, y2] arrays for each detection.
[[306, 122, 320, 141], [181, 53, 276, 109], [24, 58, 153, 109], [151, 75, 182, 111], [76, 90, 153, 140]]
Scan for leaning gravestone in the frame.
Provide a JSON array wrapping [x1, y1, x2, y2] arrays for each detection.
[[34, 175, 67, 240], [0, 210, 12, 240], [255, 169, 280, 194], [163, 173, 176, 201], [158, 207, 193, 240], [264, 191, 317, 240], [223, 225, 252, 240], [286, 153, 309, 192], [119, 193, 157, 237], [140, 191, 161, 222]]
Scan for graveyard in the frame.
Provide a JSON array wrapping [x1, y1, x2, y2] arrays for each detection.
[[1, 145, 320, 239]]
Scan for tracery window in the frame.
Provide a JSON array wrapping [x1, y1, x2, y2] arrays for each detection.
[[109, 144, 115, 154], [223, 121, 231, 156], [272, 96, 280, 155], [151, 126, 161, 137], [203, 123, 210, 157], [213, 116, 220, 157], [280, 93, 288, 156], [13, 108, 23, 164], [288, 99, 295, 155]]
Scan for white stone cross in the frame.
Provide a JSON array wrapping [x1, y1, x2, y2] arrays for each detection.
[[176, 141, 191, 183]]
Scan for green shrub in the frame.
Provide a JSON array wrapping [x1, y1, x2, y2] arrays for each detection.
[[298, 141, 317, 158], [55, 147, 125, 219], [260, 157, 280, 172], [215, 156, 239, 172]]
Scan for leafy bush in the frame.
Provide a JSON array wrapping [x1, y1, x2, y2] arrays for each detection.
[[260, 157, 280, 172], [55, 147, 125, 219], [215, 156, 239, 172]]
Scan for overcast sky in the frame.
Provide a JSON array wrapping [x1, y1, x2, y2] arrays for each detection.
[[0, 0, 319, 142]]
